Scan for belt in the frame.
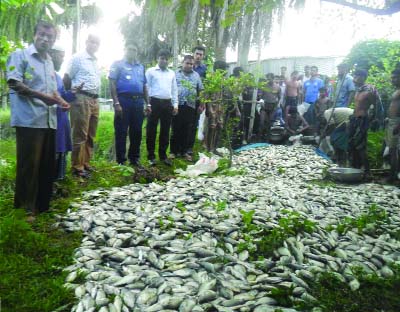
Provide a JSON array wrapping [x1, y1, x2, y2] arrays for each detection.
[[78, 90, 99, 99], [119, 93, 144, 100], [150, 97, 171, 104]]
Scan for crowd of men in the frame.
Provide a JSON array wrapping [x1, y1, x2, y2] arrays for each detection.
[[6, 20, 400, 221]]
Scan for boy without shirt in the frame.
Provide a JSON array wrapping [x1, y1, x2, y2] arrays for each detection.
[[315, 87, 332, 135], [284, 71, 300, 118], [259, 73, 280, 140], [386, 69, 400, 180]]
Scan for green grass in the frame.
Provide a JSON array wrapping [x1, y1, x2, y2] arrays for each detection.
[[299, 266, 400, 312], [0, 109, 397, 311], [367, 130, 385, 169], [0, 109, 206, 311]]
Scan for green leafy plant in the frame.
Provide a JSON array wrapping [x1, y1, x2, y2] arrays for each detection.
[[329, 204, 388, 235], [176, 201, 187, 212], [238, 209, 316, 259]]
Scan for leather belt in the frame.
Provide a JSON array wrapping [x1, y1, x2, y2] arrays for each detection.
[[119, 94, 144, 100], [78, 90, 99, 99], [150, 97, 171, 104]]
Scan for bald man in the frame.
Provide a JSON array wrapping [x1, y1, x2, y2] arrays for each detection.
[[64, 34, 101, 178]]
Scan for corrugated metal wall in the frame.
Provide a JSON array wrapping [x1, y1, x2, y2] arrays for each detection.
[[229, 56, 345, 77]]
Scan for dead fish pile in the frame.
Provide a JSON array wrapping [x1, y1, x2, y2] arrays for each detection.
[[59, 145, 400, 312]]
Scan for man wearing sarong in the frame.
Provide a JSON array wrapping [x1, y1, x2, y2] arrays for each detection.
[[348, 69, 377, 173], [323, 107, 353, 166], [259, 73, 280, 141], [385, 69, 400, 181]]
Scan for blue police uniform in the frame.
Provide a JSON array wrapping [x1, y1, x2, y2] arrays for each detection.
[[109, 60, 146, 164]]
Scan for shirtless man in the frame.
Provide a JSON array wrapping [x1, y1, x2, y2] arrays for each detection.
[[259, 73, 280, 140], [285, 106, 309, 137], [285, 71, 300, 118], [315, 87, 332, 135], [348, 69, 377, 173], [386, 69, 400, 180]]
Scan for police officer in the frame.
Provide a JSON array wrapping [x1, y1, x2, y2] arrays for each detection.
[[109, 43, 148, 166]]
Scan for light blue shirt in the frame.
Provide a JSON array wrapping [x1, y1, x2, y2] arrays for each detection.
[[175, 69, 203, 109], [66, 50, 100, 93], [334, 74, 355, 107], [7, 44, 58, 129], [146, 65, 178, 108], [109, 59, 146, 95]]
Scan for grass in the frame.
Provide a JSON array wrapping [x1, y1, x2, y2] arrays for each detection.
[[299, 265, 400, 312], [0, 109, 398, 311], [0, 109, 204, 311], [367, 130, 385, 169]]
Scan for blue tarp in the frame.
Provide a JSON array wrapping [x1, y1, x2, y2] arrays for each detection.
[[234, 143, 271, 152], [314, 148, 332, 161]]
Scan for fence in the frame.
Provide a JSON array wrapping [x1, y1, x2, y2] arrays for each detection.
[[229, 55, 345, 77]]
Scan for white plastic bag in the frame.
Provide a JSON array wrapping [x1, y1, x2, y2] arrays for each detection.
[[297, 102, 310, 117], [175, 153, 218, 177], [197, 111, 206, 141]]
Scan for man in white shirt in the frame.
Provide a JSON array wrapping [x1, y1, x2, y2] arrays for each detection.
[[64, 34, 101, 178], [145, 49, 178, 166]]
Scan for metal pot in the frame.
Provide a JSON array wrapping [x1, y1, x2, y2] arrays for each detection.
[[328, 167, 364, 183], [269, 132, 285, 142]]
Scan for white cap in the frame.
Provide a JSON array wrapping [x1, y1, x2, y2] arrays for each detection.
[[51, 42, 65, 52]]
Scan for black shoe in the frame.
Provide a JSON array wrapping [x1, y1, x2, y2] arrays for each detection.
[[162, 158, 172, 166], [148, 159, 157, 166], [130, 158, 140, 166]]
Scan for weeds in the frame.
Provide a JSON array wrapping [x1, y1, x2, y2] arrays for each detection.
[[204, 199, 228, 212], [238, 209, 316, 259], [298, 265, 400, 312], [327, 204, 389, 235]]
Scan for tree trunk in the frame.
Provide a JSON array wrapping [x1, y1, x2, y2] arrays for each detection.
[[213, 0, 229, 61], [237, 12, 252, 70], [173, 25, 179, 69], [72, 0, 81, 54], [248, 13, 263, 142]]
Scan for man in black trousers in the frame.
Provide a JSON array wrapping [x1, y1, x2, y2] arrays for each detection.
[[145, 49, 178, 166]]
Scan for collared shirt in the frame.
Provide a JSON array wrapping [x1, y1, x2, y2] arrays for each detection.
[[7, 44, 58, 129], [146, 65, 178, 108], [109, 59, 146, 95], [303, 78, 324, 104], [193, 63, 207, 79], [334, 74, 355, 107], [66, 50, 100, 93], [175, 69, 203, 109]]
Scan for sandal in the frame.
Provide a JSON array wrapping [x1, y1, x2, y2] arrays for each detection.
[[72, 169, 90, 178]]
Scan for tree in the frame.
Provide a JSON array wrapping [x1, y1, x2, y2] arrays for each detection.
[[0, 0, 101, 107], [120, 0, 287, 65], [320, 0, 400, 15], [345, 39, 400, 115], [0, 0, 61, 43], [345, 39, 400, 71], [54, 2, 102, 53]]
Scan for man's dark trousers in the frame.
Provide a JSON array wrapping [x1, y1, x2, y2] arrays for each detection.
[[14, 127, 56, 214], [170, 104, 196, 155], [114, 95, 144, 164], [186, 102, 200, 153], [146, 97, 173, 160]]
